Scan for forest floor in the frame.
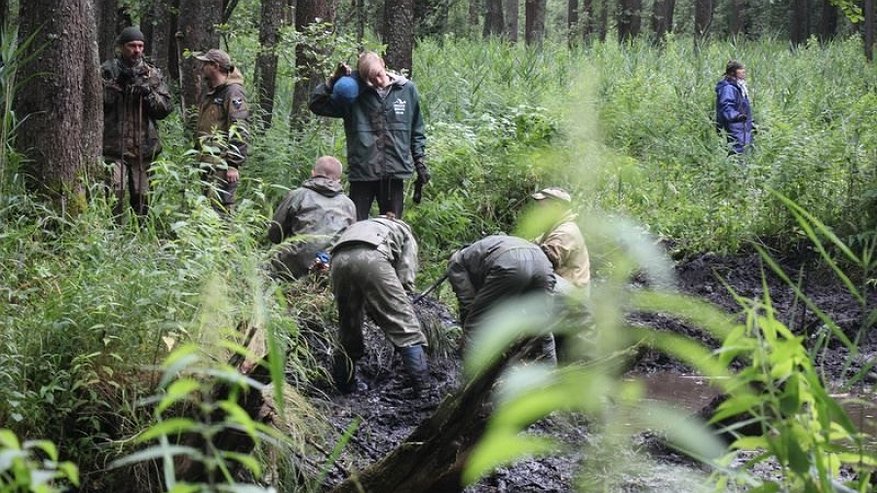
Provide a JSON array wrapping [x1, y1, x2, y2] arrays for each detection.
[[306, 249, 877, 492]]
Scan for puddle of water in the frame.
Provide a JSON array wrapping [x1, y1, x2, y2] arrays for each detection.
[[632, 372, 877, 439]]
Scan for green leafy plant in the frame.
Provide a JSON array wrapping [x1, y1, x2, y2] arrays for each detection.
[[0, 429, 79, 493]]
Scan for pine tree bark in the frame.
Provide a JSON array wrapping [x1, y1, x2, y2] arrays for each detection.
[[468, 0, 480, 37], [383, 0, 415, 73], [865, 0, 875, 62], [694, 0, 712, 41], [790, 0, 810, 45], [142, 0, 175, 78], [819, 0, 838, 41], [177, 0, 222, 115], [651, 0, 674, 39], [255, 0, 285, 129], [617, 0, 641, 41], [568, 0, 579, 45], [484, 0, 504, 37], [581, 0, 593, 41], [597, 0, 609, 41], [291, 0, 336, 122], [729, 0, 744, 35], [17, 0, 101, 214], [524, 0, 546, 46], [503, 0, 519, 41]]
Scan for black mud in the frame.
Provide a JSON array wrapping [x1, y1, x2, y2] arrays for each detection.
[[310, 251, 875, 492]]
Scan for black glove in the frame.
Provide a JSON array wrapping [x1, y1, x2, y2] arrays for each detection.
[[414, 158, 430, 185], [412, 179, 424, 204], [735, 113, 747, 122], [328, 62, 351, 89]]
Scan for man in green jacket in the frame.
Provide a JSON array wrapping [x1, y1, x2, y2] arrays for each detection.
[[448, 235, 556, 345], [309, 52, 428, 220], [329, 215, 429, 393], [194, 49, 250, 213], [268, 156, 356, 279], [101, 26, 173, 219]]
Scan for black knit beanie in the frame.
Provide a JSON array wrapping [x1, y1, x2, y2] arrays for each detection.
[[116, 26, 145, 45]]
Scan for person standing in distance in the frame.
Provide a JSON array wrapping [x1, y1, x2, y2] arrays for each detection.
[[309, 52, 428, 220], [715, 60, 754, 155], [101, 26, 173, 219], [194, 49, 251, 213]]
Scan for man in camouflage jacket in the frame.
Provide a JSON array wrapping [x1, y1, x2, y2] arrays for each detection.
[[101, 26, 173, 218], [194, 49, 250, 213], [268, 156, 356, 279], [448, 235, 556, 359], [329, 215, 429, 393]]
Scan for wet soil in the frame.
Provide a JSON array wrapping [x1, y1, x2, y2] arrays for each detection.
[[310, 250, 875, 492]]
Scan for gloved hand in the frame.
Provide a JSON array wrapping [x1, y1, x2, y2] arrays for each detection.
[[310, 250, 331, 273], [328, 62, 351, 89], [130, 82, 151, 97], [414, 158, 430, 185], [735, 113, 748, 122]]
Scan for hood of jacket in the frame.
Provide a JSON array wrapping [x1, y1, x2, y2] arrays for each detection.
[[715, 77, 740, 94], [302, 176, 344, 197]]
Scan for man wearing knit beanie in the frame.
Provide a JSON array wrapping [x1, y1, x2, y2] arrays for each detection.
[[100, 26, 172, 219]]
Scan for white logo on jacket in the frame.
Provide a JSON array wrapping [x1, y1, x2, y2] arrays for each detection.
[[393, 98, 406, 116]]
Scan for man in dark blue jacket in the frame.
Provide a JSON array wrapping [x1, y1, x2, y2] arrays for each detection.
[[309, 52, 428, 220], [715, 60, 754, 154]]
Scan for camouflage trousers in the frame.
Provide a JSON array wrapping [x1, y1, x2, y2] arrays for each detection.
[[107, 157, 150, 217], [201, 166, 238, 214], [330, 246, 426, 360]]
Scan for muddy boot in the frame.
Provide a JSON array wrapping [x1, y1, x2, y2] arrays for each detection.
[[398, 345, 429, 393], [332, 354, 367, 394]]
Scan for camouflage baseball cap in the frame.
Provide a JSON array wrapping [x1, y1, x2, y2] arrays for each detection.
[[531, 187, 571, 202], [193, 49, 233, 70]]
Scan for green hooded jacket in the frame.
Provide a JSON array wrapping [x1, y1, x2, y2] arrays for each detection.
[[309, 73, 426, 182]]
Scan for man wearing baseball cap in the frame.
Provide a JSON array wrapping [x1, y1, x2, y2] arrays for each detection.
[[193, 48, 250, 213], [531, 187, 590, 291]]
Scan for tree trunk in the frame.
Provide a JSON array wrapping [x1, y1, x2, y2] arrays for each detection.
[[355, 0, 366, 44], [142, 0, 175, 78], [597, 0, 609, 41], [865, 0, 875, 62], [484, 0, 504, 37], [468, 0, 480, 37], [729, 0, 744, 35], [617, 0, 641, 41], [819, 0, 838, 41], [17, 0, 101, 214], [694, 0, 712, 41], [0, 0, 8, 28], [568, 0, 579, 46], [503, 0, 518, 41], [291, 0, 337, 123], [524, 0, 546, 46], [790, 0, 810, 45], [383, 0, 415, 73], [651, 0, 673, 39], [416, 0, 449, 38], [255, 0, 285, 130], [581, 0, 593, 41], [177, 0, 222, 116]]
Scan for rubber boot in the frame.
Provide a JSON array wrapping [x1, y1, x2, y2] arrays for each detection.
[[332, 354, 367, 394], [398, 345, 429, 392]]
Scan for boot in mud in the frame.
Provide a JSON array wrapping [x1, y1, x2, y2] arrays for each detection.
[[332, 353, 367, 394], [398, 344, 429, 393]]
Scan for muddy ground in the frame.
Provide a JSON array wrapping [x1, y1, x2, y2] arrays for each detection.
[[307, 250, 876, 492]]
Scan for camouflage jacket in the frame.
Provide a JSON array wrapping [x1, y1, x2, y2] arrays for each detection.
[[534, 212, 591, 288], [196, 69, 250, 168], [447, 235, 548, 311], [101, 57, 173, 161], [269, 176, 356, 274], [330, 216, 419, 291]]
